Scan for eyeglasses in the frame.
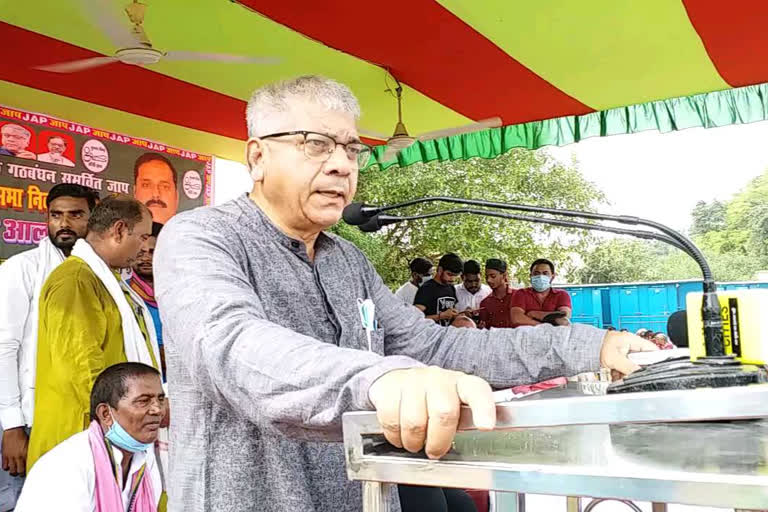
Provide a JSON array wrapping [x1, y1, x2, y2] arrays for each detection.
[[260, 130, 372, 168], [2, 133, 29, 141]]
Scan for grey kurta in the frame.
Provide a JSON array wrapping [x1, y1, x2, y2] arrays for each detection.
[[154, 194, 605, 512]]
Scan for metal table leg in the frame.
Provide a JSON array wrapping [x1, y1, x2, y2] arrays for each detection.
[[490, 491, 525, 512], [516, 492, 526, 512], [567, 496, 582, 512], [362, 481, 392, 512]]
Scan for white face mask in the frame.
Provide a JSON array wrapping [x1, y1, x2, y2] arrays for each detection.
[[531, 274, 552, 292], [420, 275, 432, 286]]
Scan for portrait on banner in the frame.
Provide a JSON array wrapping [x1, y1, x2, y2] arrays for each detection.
[[0, 106, 211, 262]]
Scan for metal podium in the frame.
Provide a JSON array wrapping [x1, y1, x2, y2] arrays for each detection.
[[343, 384, 768, 512]]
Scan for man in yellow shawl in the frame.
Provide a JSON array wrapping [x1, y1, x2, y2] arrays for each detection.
[[27, 195, 158, 471]]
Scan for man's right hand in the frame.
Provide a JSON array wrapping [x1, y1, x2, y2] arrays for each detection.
[[600, 330, 658, 378], [438, 308, 459, 321], [2, 427, 29, 476], [368, 366, 495, 459], [15, 150, 36, 159]]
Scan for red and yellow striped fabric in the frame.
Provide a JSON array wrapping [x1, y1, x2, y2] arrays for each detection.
[[2, 1, 768, 166]]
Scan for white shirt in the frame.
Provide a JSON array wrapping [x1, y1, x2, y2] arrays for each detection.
[[37, 152, 75, 167], [394, 281, 419, 305], [0, 242, 65, 429], [15, 429, 162, 512], [455, 283, 492, 311]]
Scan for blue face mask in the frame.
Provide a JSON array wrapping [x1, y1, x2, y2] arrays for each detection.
[[531, 274, 551, 292], [105, 409, 153, 453]]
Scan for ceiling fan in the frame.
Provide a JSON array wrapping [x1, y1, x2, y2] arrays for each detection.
[[35, 0, 279, 73], [360, 79, 502, 162]]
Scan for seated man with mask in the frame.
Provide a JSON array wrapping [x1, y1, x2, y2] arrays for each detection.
[[15, 362, 164, 511], [510, 258, 572, 327]]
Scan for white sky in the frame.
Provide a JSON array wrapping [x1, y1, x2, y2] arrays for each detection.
[[543, 121, 768, 231]]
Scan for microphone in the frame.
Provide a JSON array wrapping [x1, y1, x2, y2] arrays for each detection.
[[342, 202, 374, 226], [345, 197, 725, 357], [667, 310, 688, 348]]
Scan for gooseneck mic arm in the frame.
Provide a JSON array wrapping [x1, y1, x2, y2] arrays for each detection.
[[344, 197, 725, 356], [359, 209, 689, 253], [346, 197, 712, 280]]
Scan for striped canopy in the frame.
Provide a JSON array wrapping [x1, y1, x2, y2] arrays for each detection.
[[2, 1, 768, 167]]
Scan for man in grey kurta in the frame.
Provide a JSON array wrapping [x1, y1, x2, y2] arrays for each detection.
[[154, 76, 653, 512]]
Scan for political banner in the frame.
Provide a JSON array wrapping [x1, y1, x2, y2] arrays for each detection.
[[0, 105, 212, 263]]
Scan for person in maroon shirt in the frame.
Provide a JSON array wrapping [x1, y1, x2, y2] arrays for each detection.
[[477, 259, 516, 329], [510, 258, 572, 327]]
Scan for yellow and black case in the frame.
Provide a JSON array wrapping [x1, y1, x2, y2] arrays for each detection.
[[686, 289, 768, 365]]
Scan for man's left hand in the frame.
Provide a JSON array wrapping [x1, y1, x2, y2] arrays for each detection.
[[541, 311, 569, 326], [600, 331, 658, 377]]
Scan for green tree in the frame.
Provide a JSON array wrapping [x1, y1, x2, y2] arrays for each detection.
[[690, 200, 727, 236], [574, 239, 662, 284], [574, 237, 764, 284], [726, 172, 768, 262], [574, 168, 768, 284], [654, 248, 763, 282], [331, 150, 605, 288]]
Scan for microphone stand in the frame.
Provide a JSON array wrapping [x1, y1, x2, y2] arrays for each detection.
[[347, 196, 725, 357]]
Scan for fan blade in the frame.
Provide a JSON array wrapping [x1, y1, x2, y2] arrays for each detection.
[[77, 0, 141, 48], [35, 56, 119, 73], [164, 51, 280, 64], [358, 128, 390, 140], [416, 117, 502, 141]]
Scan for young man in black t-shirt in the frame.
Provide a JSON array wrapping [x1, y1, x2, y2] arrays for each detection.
[[413, 253, 463, 326]]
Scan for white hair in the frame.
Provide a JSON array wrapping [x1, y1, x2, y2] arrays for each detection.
[[246, 75, 361, 138], [1, 123, 31, 139]]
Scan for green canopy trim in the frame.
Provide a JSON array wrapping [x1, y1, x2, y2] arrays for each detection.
[[368, 82, 768, 171]]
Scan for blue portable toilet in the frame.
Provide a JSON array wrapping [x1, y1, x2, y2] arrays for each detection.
[[566, 287, 602, 327], [562, 279, 768, 334]]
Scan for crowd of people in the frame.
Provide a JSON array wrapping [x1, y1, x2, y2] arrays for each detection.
[[602, 327, 676, 350], [0, 184, 168, 510], [396, 253, 573, 331], [635, 329, 676, 350], [0, 75, 656, 512]]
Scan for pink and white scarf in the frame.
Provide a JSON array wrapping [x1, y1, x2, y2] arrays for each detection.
[[87, 421, 156, 512]]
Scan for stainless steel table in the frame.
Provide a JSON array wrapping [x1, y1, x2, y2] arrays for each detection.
[[343, 385, 768, 512]]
